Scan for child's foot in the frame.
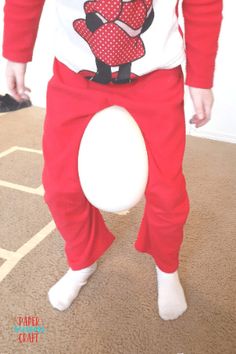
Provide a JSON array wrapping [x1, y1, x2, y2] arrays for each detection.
[[48, 262, 97, 311], [155, 265, 187, 320]]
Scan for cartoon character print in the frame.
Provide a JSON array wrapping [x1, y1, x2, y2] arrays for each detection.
[[73, 0, 154, 84]]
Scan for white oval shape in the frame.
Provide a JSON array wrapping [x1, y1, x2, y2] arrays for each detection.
[[78, 105, 148, 213]]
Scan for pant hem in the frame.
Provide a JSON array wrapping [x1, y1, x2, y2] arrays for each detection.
[[68, 233, 116, 271], [134, 242, 179, 273]]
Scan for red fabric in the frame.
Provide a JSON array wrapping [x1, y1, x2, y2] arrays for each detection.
[[2, 0, 45, 62], [2, 0, 223, 88], [73, 21, 145, 66], [84, 0, 152, 23], [42, 58, 190, 272], [182, 0, 223, 88], [74, 0, 147, 65]]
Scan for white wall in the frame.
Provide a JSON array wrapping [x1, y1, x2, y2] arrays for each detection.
[[182, 0, 236, 143], [0, 0, 236, 143]]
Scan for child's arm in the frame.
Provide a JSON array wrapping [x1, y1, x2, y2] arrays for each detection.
[[182, 0, 223, 89], [2, 0, 45, 100], [182, 0, 223, 128]]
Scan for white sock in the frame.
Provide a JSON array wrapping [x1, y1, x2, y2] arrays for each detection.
[[155, 265, 187, 320], [48, 262, 97, 311]]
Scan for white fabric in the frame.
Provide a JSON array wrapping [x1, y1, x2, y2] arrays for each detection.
[[53, 0, 185, 75], [155, 265, 188, 320], [48, 262, 98, 311]]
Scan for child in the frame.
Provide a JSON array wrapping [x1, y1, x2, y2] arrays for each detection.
[[2, 0, 223, 320]]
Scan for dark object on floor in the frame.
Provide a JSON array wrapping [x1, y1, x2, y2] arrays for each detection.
[[0, 94, 32, 113]]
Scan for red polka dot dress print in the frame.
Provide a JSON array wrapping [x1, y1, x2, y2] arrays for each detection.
[[73, 0, 154, 67]]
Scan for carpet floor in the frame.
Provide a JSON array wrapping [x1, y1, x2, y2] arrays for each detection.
[[0, 107, 235, 354]]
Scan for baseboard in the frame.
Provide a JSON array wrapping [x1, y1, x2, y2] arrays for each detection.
[[186, 128, 236, 144]]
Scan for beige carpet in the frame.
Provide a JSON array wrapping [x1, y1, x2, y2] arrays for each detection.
[[0, 107, 235, 354]]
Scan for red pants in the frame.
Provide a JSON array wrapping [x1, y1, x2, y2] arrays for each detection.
[[42, 59, 190, 273]]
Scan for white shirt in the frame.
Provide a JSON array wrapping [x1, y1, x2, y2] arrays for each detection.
[[54, 0, 185, 76]]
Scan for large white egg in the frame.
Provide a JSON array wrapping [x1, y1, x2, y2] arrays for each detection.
[[78, 105, 148, 213]]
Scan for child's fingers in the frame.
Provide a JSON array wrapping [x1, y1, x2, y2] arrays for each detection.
[[193, 97, 206, 121], [189, 114, 210, 128], [203, 98, 214, 121], [5, 62, 30, 101], [19, 87, 31, 100], [188, 87, 214, 128], [15, 71, 27, 99], [7, 73, 20, 101], [189, 115, 196, 124], [190, 94, 208, 127], [195, 117, 209, 128]]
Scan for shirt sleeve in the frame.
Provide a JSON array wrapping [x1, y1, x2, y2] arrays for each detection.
[[182, 0, 223, 89], [2, 0, 45, 62]]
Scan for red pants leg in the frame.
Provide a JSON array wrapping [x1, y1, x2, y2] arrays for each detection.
[[124, 66, 190, 273], [100, 65, 190, 273], [42, 59, 116, 270]]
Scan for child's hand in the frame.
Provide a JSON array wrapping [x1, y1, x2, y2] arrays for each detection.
[[6, 61, 31, 102], [188, 87, 214, 128]]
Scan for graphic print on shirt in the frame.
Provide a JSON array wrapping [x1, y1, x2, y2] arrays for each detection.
[[73, 0, 154, 84]]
